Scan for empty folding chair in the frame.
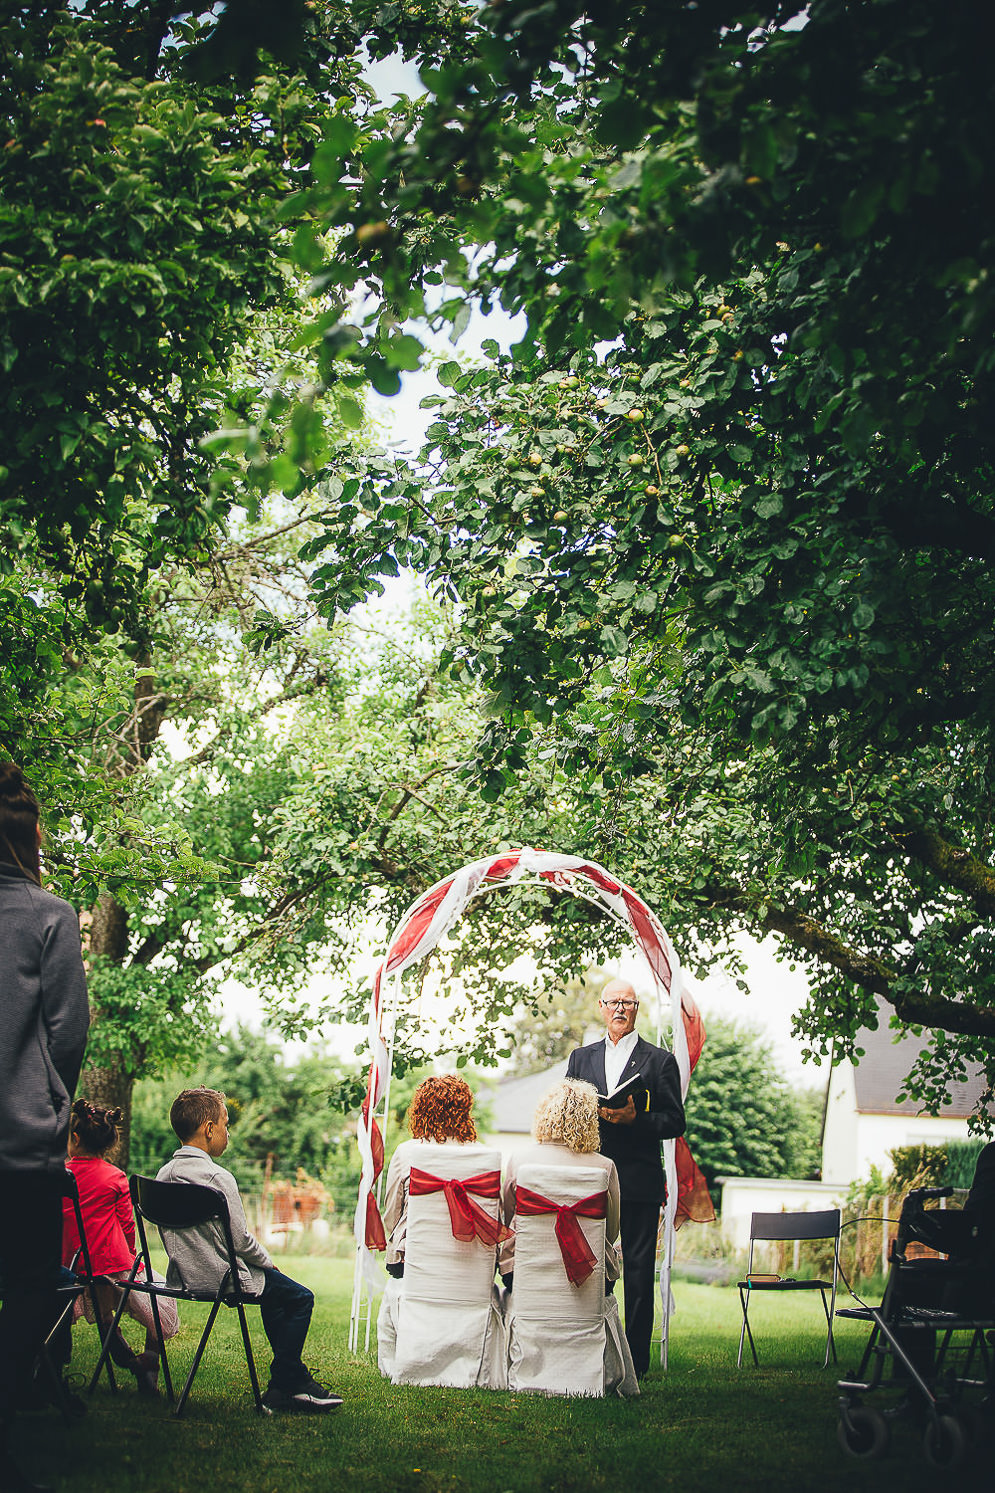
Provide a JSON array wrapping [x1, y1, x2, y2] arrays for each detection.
[[737, 1208, 841, 1367]]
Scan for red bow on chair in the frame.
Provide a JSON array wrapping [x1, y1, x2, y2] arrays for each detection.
[[409, 1168, 512, 1247], [514, 1186, 608, 1286]]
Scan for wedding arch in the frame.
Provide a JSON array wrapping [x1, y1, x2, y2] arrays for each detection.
[[349, 847, 714, 1365]]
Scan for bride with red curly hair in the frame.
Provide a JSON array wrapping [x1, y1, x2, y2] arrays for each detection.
[[380, 1075, 486, 1276]]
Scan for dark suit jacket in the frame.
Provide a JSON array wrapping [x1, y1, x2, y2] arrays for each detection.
[[566, 1035, 686, 1205]]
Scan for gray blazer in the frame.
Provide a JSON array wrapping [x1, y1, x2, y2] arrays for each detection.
[[155, 1146, 273, 1295], [0, 865, 90, 1172]]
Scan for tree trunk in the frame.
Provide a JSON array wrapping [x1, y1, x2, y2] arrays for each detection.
[[81, 891, 134, 1169], [79, 1064, 135, 1171]]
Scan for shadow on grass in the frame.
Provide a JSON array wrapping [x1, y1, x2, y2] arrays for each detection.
[[9, 1262, 989, 1492]]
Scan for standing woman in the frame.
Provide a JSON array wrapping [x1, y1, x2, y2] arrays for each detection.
[[0, 763, 90, 1493]]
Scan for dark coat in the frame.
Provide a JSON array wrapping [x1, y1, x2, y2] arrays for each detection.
[[566, 1035, 686, 1205], [0, 864, 90, 1172]]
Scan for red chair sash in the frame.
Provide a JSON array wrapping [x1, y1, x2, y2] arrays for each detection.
[[514, 1185, 608, 1286], [408, 1167, 512, 1247]]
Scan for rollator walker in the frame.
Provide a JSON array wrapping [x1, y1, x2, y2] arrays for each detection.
[[836, 1185, 994, 1470]]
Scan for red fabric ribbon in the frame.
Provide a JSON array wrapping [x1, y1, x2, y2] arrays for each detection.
[[673, 1136, 716, 1229], [409, 1168, 512, 1247], [514, 1185, 608, 1286], [365, 1190, 387, 1252]]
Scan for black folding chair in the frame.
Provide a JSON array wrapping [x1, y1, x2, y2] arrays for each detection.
[[737, 1208, 841, 1367], [48, 1167, 118, 1398], [90, 1175, 265, 1416]]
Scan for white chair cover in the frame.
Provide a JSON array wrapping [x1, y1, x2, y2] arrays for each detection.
[[506, 1162, 639, 1398], [377, 1143, 507, 1388]]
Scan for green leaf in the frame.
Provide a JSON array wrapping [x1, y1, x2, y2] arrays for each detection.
[[337, 394, 364, 430]]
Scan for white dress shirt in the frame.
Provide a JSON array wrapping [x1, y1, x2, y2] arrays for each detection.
[[603, 1029, 639, 1094]]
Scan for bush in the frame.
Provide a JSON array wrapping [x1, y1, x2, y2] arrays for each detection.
[[887, 1144, 948, 1195], [943, 1139, 988, 1190]]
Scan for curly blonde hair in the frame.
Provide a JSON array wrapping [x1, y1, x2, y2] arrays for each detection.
[[532, 1079, 600, 1153], [407, 1074, 478, 1143]]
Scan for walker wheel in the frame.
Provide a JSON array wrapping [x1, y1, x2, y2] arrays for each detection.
[[922, 1413, 967, 1470], [836, 1406, 890, 1460]]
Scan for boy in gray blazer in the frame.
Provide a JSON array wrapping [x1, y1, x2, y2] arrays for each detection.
[[156, 1088, 342, 1413]]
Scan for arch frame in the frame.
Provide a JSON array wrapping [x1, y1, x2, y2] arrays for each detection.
[[348, 848, 712, 1364]]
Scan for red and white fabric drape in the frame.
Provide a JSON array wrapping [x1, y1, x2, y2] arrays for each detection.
[[353, 850, 713, 1285]]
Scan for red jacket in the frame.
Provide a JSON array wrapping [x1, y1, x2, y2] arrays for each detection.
[[63, 1156, 136, 1275]]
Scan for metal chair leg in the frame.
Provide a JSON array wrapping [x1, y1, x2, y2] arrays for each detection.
[[174, 1298, 223, 1418], [738, 1286, 759, 1367], [235, 1303, 265, 1413]]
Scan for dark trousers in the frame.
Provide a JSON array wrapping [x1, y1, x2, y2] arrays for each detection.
[[258, 1266, 315, 1392], [619, 1197, 661, 1378], [0, 1171, 64, 1421]]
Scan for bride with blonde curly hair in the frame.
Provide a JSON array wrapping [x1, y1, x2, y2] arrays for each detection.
[[499, 1077, 638, 1396]]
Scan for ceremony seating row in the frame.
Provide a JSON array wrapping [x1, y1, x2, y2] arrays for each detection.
[[375, 1144, 638, 1397]]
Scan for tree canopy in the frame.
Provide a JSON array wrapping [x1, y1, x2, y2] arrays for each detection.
[[683, 1015, 823, 1190], [3, 0, 994, 1129], [265, 0, 994, 1118]]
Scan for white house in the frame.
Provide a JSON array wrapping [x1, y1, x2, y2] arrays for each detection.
[[821, 1007, 988, 1185]]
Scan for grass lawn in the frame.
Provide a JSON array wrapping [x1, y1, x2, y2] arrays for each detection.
[[10, 1257, 986, 1492]]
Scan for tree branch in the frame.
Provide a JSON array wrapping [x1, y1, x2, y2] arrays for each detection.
[[705, 884, 995, 1040], [184, 666, 330, 767], [895, 825, 995, 918]]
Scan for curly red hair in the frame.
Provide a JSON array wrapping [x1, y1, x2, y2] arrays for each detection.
[[406, 1074, 478, 1143]]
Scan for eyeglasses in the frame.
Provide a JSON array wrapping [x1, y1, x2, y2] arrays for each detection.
[[602, 999, 639, 1011]]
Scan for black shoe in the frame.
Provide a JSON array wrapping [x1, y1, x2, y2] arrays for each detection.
[[262, 1376, 343, 1413], [16, 1373, 85, 1419], [134, 1352, 159, 1397]]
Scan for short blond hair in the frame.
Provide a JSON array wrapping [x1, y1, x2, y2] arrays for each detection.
[[532, 1079, 600, 1153]]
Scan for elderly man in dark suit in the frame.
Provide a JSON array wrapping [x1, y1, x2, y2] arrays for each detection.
[[565, 978, 685, 1378]]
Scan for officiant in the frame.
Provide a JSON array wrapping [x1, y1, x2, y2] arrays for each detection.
[[565, 979, 685, 1378]]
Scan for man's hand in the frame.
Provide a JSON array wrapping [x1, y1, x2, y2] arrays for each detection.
[[598, 1095, 637, 1125]]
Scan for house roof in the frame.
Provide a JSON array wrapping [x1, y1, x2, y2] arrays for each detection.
[[488, 1060, 569, 1134], [852, 1012, 987, 1117]]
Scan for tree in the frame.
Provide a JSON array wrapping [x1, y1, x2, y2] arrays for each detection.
[[0, 4, 345, 578], [252, 0, 995, 1119], [501, 969, 609, 1078], [8, 2, 994, 1130], [683, 1016, 823, 1191], [129, 1026, 366, 1213]]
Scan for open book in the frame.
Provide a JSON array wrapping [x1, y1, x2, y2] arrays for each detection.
[[596, 1070, 646, 1110]]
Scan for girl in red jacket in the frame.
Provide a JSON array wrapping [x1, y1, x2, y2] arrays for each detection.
[[62, 1100, 178, 1394]]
